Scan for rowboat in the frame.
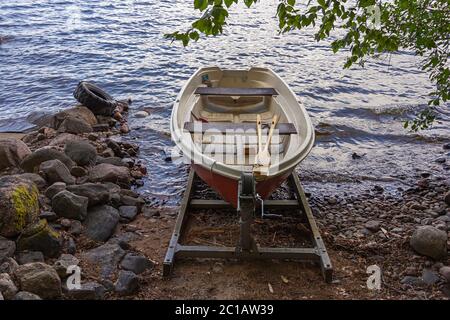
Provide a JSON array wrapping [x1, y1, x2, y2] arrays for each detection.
[[170, 66, 315, 207]]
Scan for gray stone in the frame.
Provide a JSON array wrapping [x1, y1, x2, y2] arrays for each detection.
[[96, 156, 128, 167], [52, 190, 88, 221], [134, 110, 149, 118], [83, 205, 119, 242], [114, 270, 138, 296], [49, 133, 84, 147], [16, 251, 44, 264], [410, 226, 448, 260], [53, 254, 79, 279], [439, 266, 450, 282], [106, 139, 123, 157], [0, 237, 16, 262], [120, 253, 153, 274], [45, 182, 66, 199], [39, 211, 58, 222], [422, 268, 440, 285], [39, 159, 75, 185], [65, 237, 77, 255], [0, 272, 18, 300], [20, 147, 74, 173], [118, 206, 138, 222], [81, 243, 125, 280], [14, 262, 61, 299], [64, 141, 97, 166], [13, 173, 47, 190], [13, 291, 41, 300], [57, 116, 92, 134], [17, 219, 62, 258], [364, 220, 382, 232], [70, 166, 88, 177], [0, 138, 31, 170], [401, 276, 427, 288], [120, 195, 145, 211], [52, 106, 97, 128], [89, 163, 130, 187], [68, 220, 83, 235], [0, 176, 40, 238], [65, 281, 106, 300], [66, 183, 110, 207], [0, 258, 19, 274]]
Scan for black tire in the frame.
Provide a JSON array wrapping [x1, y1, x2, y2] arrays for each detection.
[[73, 81, 117, 116]]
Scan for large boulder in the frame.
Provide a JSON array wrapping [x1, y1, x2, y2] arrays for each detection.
[[89, 163, 130, 187], [66, 183, 110, 207], [64, 141, 97, 166], [83, 205, 119, 242], [57, 116, 92, 134], [49, 133, 84, 147], [81, 243, 125, 280], [0, 176, 39, 237], [0, 138, 31, 170], [410, 226, 448, 260], [52, 106, 97, 128], [45, 182, 66, 199], [52, 190, 88, 221], [16, 219, 62, 258], [39, 159, 75, 185], [12, 173, 47, 190], [20, 147, 74, 173], [14, 262, 61, 299]]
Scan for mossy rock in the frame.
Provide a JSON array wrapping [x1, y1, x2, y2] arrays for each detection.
[[17, 219, 62, 258], [0, 175, 40, 237]]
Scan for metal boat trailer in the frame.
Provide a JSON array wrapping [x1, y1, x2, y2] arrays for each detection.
[[163, 170, 333, 283]]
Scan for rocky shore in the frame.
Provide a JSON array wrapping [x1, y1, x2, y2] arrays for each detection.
[[309, 169, 450, 299], [0, 97, 449, 300], [0, 101, 153, 300]]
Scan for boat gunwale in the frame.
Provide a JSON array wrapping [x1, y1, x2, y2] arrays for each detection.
[[170, 66, 315, 180]]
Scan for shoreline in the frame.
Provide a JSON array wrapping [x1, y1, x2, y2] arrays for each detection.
[[0, 101, 449, 300]]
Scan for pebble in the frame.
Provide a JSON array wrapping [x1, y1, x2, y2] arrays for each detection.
[[135, 111, 149, 118], [364, 220, 381, 232]]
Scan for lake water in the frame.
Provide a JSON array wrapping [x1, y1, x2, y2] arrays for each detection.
[[1, 0, 449, 204]]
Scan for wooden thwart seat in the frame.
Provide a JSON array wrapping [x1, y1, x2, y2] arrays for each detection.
[[184, 122, 297, 135], [194, 87, 278, 96]]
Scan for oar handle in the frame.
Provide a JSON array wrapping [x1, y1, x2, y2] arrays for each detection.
[[256, 114, 262, 153], [263, 115, 278, 152]]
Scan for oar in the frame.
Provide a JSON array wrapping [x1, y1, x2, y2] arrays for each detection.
[[256, 114, 262, 157], [255, 114, 278, 168]]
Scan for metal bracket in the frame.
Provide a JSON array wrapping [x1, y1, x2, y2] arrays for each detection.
[[163, 169, 333, 283]]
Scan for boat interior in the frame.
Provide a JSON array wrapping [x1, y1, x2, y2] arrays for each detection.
[[185, 70, 298, 171]]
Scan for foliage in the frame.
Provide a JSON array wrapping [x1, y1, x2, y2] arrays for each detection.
[[165, 0, 449, 131]]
